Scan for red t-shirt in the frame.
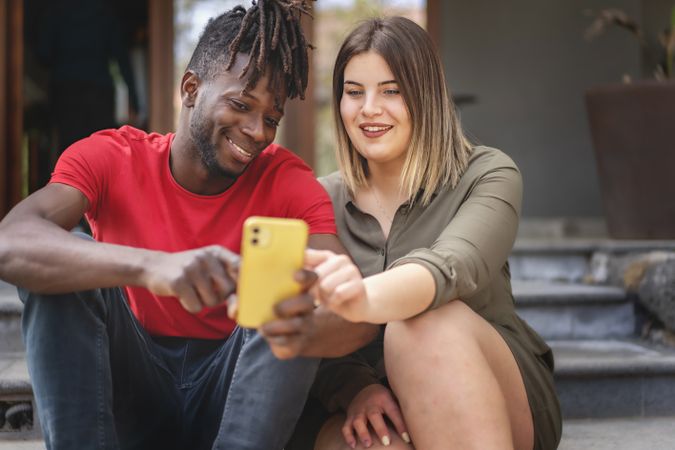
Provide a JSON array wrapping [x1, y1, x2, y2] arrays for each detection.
[[50, 126, 336, 339]]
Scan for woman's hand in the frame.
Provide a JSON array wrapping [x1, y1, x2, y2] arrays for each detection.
[[305, 249, 371, 323], [343, 384, 410, 448]]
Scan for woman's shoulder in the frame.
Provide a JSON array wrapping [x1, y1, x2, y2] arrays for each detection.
[[468, 146, 519, 173], [468, 146, 519, 171]]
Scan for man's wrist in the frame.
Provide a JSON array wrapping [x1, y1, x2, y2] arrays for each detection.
[[133, 247, 163, 288]]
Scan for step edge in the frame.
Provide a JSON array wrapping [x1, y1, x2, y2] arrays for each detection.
[[555, 359, 675, 377], [0, 380, 33, 396]]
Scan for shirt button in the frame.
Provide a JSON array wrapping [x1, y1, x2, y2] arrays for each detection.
[[379, 248, 385, 256]]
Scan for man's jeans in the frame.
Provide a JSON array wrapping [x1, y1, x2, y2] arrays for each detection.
[[19, 284, 319, 450]]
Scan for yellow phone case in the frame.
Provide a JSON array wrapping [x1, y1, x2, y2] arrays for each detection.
[[236, 217, 309, 329]]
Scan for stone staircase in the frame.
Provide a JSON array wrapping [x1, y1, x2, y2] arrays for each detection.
[[1, 238, 675, 449], [0, 281, 38, 447], [511, 238, 675, 449]]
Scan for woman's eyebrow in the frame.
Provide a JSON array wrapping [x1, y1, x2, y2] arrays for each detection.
[[343, 80, 397, 86]]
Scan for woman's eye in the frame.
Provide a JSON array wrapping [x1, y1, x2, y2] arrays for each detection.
[[384, 89, 400, 95], [346, 90, 363, 97]]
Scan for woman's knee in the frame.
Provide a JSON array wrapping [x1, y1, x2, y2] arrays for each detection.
[[384, 300, 478, 355]]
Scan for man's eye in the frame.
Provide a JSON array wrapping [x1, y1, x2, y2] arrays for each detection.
[[266, 118, 280, 128], [230, 99, 249, 111]]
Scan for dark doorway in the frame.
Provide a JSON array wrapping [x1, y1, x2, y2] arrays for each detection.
[[23, 0, 150, 192]]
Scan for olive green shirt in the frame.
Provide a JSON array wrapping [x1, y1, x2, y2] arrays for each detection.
[[312, 146, 552, 411]]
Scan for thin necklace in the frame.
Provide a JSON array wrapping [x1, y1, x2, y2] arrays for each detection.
[[371, 187, 395, 224]]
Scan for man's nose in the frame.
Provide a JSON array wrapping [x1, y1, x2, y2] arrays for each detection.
[[242, 115, 266, 144]]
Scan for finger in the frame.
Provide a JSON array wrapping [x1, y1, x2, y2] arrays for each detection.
[[304, 248, 333, 268], [294, 268, 318, 291], [226, 294, 238, 320], [259, 317, 305, 337], [318, 265, 361, 305], [202, 254, 236, 300], [366, 410, 390, 447], [273, 293, 314, 319], [313, 253, 353, 279], [341, 417, 357, 449], [352, 415, 372, 448], [176, 285, 202, 314], [382, 402, 409, 442], [263, 335, 302, 360], [210, 246, 240, 280], [190, 266, 221, 308]]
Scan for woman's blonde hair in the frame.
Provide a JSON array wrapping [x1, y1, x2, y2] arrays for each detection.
[[332, 16, 473, 205]]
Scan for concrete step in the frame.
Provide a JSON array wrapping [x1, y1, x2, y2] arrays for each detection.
[[0, 440, 43, 449], [1, 418, 674, 450], [0, 282, 23, 353], [510, 238, 675, 282], [559, 416, 675, 450], [552, 339, 675, 419], [0, 352, 38, 440], [513, 280, 635, 340]]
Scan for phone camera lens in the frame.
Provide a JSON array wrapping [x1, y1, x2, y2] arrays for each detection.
[[252, 227, 260, 234], [251, 238, 259, 245]]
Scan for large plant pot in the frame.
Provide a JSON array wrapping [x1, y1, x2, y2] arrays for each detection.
[[585, 80, 675, 239]]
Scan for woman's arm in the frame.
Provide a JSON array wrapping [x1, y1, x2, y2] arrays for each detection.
[[308, 250, 435, 323], [308, 159, 522, 323]]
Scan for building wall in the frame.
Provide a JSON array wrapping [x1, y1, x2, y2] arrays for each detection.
[[438, 0, 642, 218]]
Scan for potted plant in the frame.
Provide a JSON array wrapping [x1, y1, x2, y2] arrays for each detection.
[[584, 6, 675, 239]]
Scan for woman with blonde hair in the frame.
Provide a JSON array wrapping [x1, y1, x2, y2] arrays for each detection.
[[306, 16, 562, 450]]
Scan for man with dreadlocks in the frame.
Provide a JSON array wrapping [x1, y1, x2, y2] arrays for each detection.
[[0, 1, 378, 449]]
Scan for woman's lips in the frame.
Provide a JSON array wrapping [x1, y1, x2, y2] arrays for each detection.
[[359, 124, 393, 138]]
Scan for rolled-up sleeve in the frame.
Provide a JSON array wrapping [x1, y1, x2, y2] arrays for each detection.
[[389, 163, 522, 311]]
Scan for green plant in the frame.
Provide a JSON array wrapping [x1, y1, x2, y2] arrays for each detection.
[[584, 5, 675, 80]]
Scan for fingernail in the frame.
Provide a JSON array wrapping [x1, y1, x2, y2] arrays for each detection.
[[381, 435, 391, 446], [349, 442, 356, 449], [401, 432, 411, 443], [364, 439, 371, 447]]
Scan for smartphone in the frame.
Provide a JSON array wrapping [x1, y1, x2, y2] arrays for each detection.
[[236, 216, 309, 329]]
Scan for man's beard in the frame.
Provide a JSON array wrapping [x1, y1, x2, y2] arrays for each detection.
[[189, 108, 239, 179]]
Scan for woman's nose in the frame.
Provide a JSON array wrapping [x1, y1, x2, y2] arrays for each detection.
[[361, 93, 382, 117]]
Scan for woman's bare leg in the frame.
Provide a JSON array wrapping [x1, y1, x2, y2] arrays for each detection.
[[384, 300, 533, 450]]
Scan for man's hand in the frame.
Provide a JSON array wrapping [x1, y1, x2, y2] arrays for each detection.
[[142, 245, 239, 313], [258, 269, 318, 359], [343, 384, 410, 448]]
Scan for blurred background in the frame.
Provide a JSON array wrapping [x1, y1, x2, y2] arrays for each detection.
[[2, 0, 673, 235]]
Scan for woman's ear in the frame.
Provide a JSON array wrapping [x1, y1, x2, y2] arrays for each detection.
[[181, 71, 200, 107]]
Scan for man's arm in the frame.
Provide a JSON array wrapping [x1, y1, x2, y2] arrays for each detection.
[[0, 183, 238, 313], [259, 233, 379, 359]]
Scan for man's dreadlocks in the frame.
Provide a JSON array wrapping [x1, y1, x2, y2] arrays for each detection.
[[186, 0, 314, 101]]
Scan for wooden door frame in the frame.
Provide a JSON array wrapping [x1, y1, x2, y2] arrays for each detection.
[[427, 0, 441, 50], [279, 13, 315, 167], [148, 0, 174, 134], [0, 0, 24, 216]]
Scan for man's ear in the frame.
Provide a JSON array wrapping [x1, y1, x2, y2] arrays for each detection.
[[181, 71, 200, 107]]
